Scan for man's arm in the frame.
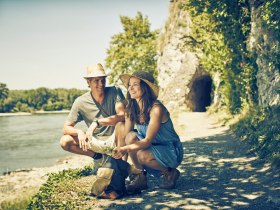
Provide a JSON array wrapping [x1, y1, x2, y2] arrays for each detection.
[[63, 121, 91, 151], [96, 101, 125, 126], [63, 121, 83, 136]]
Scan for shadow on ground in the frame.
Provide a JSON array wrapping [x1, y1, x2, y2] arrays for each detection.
[[98, 131, 279, 210]]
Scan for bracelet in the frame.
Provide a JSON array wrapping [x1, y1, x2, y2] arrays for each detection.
[[95, 119, 100, 126]]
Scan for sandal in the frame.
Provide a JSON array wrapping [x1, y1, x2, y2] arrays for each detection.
[[97, 191, 121, 200]]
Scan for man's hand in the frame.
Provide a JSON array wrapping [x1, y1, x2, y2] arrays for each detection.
[[77, 130, 90, 151], [86, 121, 98, 143]]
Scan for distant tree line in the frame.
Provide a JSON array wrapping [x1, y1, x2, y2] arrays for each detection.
[[0, 83, 86, 113]]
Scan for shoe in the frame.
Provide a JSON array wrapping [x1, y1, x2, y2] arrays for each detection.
[[159, 168, 180, 189], [126, 171, 148, 193], [128, 164, 143, 175], [90, 157, 103, 175], [97, 191, 121, 200]]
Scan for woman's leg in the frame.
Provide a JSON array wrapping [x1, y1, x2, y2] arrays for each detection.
[[125, 132, 143, 169], [136, 149, 167, 171], [114, 122, 125, 147], [125, 132, 148, 192], [114, 122, 127, 161], [137, 149, 180, 189], [125, 132, 168, 171]]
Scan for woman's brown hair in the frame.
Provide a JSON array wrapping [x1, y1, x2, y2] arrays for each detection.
[[126, 80, 157, 124]]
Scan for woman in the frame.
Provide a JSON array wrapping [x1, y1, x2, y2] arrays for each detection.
[[113, 71, 184, 193]]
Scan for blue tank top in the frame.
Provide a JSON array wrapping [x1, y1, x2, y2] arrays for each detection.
[[136, 117, 180, 146]]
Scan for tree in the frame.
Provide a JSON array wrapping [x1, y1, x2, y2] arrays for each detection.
[[25, 87, 52, 110], [105, 12, 159, 84], [0, 83, 9, 101], [0, 83, 9, 112]]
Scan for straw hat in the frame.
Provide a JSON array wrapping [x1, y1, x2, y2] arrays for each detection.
[[83, 63, 107, 79], [119, 71, 159, 98]]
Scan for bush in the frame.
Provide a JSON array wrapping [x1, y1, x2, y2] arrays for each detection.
[[232, 106, 280, 167], [42, 102, 65, 111]]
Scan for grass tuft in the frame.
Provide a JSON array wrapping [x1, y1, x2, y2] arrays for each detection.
[[231, 105, 280, 168]]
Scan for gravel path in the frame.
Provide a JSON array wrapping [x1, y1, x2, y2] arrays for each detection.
[[86, 112, 280, 209], [1, 112, 279, 209]]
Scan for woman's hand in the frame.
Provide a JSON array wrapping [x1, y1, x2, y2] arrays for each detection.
[[112, 147, 127, 159]]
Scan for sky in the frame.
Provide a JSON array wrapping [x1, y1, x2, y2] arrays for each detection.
[[0, 0, 170, 90]]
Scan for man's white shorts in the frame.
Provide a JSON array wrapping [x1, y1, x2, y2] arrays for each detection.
[[90, 132, 116, 155]]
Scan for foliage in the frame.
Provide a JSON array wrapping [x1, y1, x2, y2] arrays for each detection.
[[183, 0, 259, 113], [0, 83, 9, 111], [174, 1, 279, 167], [27, 166, 93, 210], [0, 187, 38, 210], [24, 88, 52, 110], [0, 85, 86, 113], [258, 0, 280, 72], [1, 199, 31, 210], [260, 0, 280, 34], [0, 83, 9, 100], [105, 12, 159, 84], [232, 106, 280, 167]]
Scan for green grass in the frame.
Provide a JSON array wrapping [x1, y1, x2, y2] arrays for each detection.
[[0, 187, 39, 210], [27, 166, 94, 210], [231, 105, 280, 168]]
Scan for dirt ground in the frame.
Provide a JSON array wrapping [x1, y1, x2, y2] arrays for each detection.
[[1, 112, 279, 209], [0, 155, 93, 204]]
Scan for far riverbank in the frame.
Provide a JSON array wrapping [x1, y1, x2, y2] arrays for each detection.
[[0, 110, 70, 117]]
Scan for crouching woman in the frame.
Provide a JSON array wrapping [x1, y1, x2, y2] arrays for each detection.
[[113, 71, 184, 193]]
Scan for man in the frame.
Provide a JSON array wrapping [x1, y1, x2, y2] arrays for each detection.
[[60, 63, 126, 163]]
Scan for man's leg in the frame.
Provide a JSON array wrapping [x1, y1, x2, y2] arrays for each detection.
[[60, 134, 96, 157]]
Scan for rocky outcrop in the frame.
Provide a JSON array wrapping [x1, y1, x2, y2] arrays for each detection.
[[249, 1, 280, 107], [157, 0, 279, 111], [157, 0, 215, 111]]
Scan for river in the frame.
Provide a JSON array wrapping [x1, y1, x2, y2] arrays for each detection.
[[0, 113, 87, 175]]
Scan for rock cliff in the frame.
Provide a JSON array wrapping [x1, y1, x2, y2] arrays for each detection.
[[157, 0, 214, 112], [157, 0, 279, 111], [249, 0, 280, 107]]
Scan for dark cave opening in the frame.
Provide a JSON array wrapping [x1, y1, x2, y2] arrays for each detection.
[[189, 75, 212, 112]]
